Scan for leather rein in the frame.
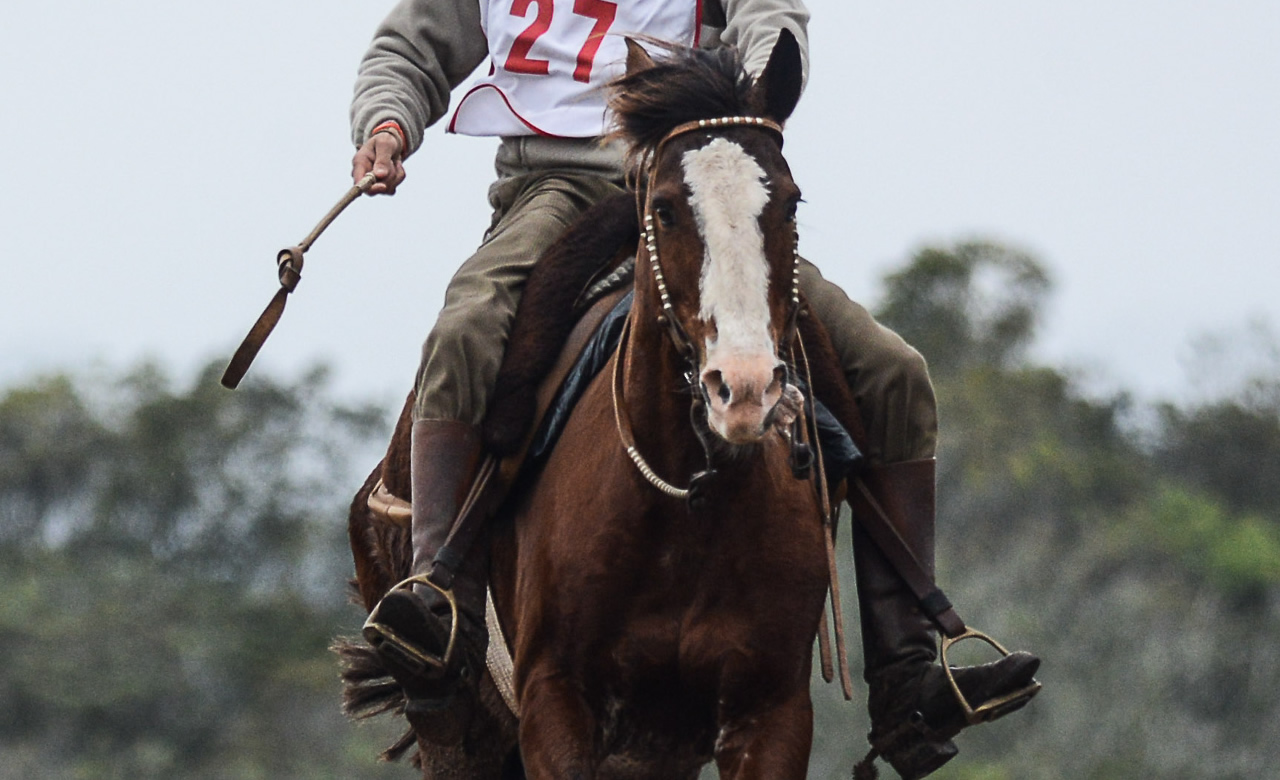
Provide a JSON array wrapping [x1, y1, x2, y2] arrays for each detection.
[[612, 115, 809, 506]]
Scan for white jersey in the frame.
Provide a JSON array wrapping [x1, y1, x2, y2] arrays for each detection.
[[448, 0, 701, 138]]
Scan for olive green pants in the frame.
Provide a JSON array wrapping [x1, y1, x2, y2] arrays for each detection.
[[415, 137, 936, 465]]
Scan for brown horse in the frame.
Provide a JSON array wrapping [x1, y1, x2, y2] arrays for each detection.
[[340, 33, 838, 778]]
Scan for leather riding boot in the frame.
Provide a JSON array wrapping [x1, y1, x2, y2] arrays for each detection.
[[851, 459, 1040, 780], [363, 420, 489, 723]]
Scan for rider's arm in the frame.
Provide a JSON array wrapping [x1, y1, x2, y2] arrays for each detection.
[[714, 0, 810, 91], [350, 0, 489, 158]]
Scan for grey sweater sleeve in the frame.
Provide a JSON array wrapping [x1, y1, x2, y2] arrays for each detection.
[[350, 0, 489, 156], [714, 0, 810, 91]]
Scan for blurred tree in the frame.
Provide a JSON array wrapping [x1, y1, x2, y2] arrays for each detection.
[[876, 241, 1051, 377], [0, 375, 106, 554], [806, 241, 1280, 780], [1156, 400, 1280, 521], [875, 241, 1144, 543], [1154, 319, 1280, 521], [0, 361, 404, 780], [1155, 394, 1280, 526]]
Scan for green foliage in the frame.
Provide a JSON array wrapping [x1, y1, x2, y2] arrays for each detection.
[[877, 241, 1051, 376], [805, 241, 1280, 779], [1154, 397, 1280, 521], [0, 375, 107, 549], [1118, 484, 1280, 595], [939, 364, 1143, 520], [0, 361, 402, 779]]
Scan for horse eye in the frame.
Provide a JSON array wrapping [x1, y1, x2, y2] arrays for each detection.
[[785, 201, 799, 222], [654, 204, 676, 228]]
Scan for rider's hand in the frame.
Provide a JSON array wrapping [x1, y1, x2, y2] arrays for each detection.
[[353, 130, 406, 195]]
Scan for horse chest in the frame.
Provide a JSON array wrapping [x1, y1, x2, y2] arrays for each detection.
[[594, 503, 827, 681]]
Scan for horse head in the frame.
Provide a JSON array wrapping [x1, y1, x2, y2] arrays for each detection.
[[611, 32, 806, 446]]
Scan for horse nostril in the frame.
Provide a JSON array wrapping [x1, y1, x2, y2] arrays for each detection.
[[772, 365, 787, 390], [702, 369, 731, 405]]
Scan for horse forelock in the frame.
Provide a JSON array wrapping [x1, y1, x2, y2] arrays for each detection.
[[607, 44, 755, 163]]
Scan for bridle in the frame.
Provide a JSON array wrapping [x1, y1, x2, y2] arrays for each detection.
[[636, 115, 800, 355], [613, 115, 806, 505]]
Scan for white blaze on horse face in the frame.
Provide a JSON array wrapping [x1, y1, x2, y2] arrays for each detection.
[[682, 137, 783, 444]]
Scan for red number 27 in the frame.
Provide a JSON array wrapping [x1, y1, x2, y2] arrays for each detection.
[[505, 0, 619, 84]]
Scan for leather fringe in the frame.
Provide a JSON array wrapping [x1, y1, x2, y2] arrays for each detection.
[[853, 752, 880, 780]]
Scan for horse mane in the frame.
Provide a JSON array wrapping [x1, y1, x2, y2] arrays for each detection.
[[608, 42, 758, 169]]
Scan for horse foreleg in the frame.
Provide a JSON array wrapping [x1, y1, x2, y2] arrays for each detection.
[[712, 688, 813, 780], [517, 668, 598, 780]]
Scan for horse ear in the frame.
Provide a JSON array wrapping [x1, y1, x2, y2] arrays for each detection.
[[625, 38, 656, 76], [752, 28, 803, 124]]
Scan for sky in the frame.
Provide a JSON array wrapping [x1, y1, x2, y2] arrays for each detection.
[[1, 1, 1277, 407]]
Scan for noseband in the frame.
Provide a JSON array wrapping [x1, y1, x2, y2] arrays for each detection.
[[613, 115, 805, 505]]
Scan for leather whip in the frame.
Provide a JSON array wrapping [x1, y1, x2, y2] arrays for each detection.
[[220, 172, 377, 389]]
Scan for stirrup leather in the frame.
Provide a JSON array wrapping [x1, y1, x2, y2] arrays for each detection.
[[363, 574, 461, 680], [940, 627, 1042, 725]]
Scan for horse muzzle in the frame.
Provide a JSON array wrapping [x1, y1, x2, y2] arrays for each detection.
[[701, 357, 786, 445]]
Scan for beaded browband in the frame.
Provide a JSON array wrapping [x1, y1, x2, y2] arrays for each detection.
[[654, 115, 785, 155]]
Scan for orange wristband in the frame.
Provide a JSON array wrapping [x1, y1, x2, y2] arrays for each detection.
[[370, 119, 406, 152]]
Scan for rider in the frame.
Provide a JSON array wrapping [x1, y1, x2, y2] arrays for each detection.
[[351, 0, 1039, 775]]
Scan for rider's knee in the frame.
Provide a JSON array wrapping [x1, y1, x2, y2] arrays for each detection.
[[856, 333, 938, 464], [421, 303, 509, 370]]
